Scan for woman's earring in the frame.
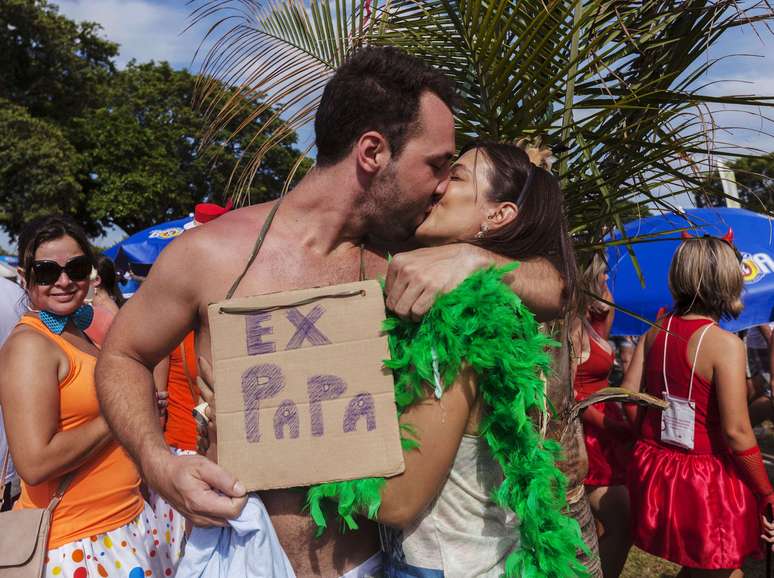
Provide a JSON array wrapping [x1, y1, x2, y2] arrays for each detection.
[[475, 222, 489, 239]]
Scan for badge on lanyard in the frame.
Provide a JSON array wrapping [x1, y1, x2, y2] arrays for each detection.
[[658, 317, 713, 452], [661, 392, 696, 450]]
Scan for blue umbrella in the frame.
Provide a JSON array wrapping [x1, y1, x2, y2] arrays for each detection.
[[607, 207, 774, 336], [104, 216, 193, 296]]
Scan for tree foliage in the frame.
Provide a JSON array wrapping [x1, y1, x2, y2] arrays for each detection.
[[698, 153, 774, 214], [189, 0, 773, 255], [0, 0, 117, 124], [77, 61, 311, 234], [0, 99, 85, 235], [0, 0, 312, 238]]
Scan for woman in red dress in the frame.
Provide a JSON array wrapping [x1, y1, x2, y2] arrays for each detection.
[[573, 254, 633, 577], [629, 235, 774, 577]]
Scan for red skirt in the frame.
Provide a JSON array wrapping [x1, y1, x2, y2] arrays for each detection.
[[628, 439, 761, 569], [583, 402, 630, 487]]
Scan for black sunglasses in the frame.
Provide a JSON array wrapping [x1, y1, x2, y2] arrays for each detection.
[[31, 255, 93, 286]]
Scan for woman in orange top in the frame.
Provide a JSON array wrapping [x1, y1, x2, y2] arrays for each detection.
[[0, 216, 176, 578]]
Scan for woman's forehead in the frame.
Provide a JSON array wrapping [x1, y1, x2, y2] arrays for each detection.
[[455, 148, 492, 176], [34, 235, 84, 258]]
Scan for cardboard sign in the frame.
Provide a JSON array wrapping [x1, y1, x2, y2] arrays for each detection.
[[208, 280, 405, 491]]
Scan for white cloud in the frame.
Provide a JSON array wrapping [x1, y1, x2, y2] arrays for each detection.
[[56, 0, 203, 68], [700, 72, 774, 154]]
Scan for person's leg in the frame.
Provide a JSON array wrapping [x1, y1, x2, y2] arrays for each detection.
[[586, 485, 632, 578]]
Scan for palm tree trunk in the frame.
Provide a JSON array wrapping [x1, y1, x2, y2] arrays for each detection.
[[544, 317, 603, 578]]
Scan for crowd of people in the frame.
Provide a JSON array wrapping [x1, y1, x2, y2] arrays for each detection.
[[0, 45, 772, 578], [571, 245, 774, 578]]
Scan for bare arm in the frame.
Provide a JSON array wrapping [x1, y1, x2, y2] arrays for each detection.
[[96, 233, 246, 526], [96, 239, 193, 467], [386, 244, 564, 322], [0, 330, 112, 485], [378, 368, 477, 528], [192, 354, 476, 530], [621, 337, 646, 427], [715, 332, 757, 451]]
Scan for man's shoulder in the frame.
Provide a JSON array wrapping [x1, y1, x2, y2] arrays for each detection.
[[174, 201, 278, 260], [187, 201, 275, 253]]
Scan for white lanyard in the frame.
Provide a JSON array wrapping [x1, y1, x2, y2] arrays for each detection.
[[659, 316, 713, 450]]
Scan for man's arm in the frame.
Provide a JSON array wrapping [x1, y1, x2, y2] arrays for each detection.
[[96, 231, 246, 526], [385, 244, 564, 321]]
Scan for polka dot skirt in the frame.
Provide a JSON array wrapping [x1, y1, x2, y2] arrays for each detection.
[[44, 501, 178, 578]]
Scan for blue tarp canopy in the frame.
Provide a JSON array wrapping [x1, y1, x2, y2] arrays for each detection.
[[104, 216, 192, 296], [607, 208, 774, 336]]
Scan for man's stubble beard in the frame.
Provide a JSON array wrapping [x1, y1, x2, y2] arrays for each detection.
[[365, 163, 426, 244]]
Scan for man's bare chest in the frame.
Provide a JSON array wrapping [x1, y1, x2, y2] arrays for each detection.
[[196, 248, 386, 357]]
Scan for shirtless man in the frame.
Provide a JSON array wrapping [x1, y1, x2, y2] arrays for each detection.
[[95, 46, 565, 577]]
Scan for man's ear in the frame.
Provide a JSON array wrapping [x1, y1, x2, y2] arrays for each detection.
[[487, 202, 519, 231], [355, 131, 391, 175]]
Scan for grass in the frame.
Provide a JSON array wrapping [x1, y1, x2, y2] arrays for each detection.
[[622, 547, 768, 577]]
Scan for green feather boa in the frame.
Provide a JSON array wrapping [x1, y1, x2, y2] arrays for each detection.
[[306, 265, 588, 577]]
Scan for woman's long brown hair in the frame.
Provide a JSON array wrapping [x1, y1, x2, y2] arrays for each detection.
[[464, 140, 577, 308]]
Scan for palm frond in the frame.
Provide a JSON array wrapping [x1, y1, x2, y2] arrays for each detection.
[[189, 0, 386, 202], [189, 0, 774, 248]]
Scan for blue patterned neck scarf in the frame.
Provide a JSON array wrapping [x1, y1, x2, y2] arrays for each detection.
[[38, 305, 94, 335]]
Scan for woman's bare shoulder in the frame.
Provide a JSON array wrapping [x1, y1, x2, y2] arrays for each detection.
[[704, 324, 744, 353], [0, 322, 60, 370]]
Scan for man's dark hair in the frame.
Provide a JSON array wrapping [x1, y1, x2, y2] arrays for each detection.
[[314, 46, 456, 167]]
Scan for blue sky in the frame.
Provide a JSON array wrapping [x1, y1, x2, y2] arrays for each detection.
[[53, 0, 773, 153], [2, 0, 771, 252]]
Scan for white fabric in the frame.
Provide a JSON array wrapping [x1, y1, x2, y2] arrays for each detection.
[[660, 392, 696, 450], [747, 323, 774, 350], [44, 501, 178, 578], [0, 278, 25, 484], [391, 435, 519, 578], [175, 495, 295, 578]]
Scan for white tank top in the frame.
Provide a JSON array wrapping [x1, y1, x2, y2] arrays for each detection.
[[382, 435, 520, 577]]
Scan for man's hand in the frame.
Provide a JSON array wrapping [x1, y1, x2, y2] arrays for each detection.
[[156, 390, 168, 429], [386, 244, 565, 322], [386, 245, 490, 321], [142, 448, 246, 527]]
